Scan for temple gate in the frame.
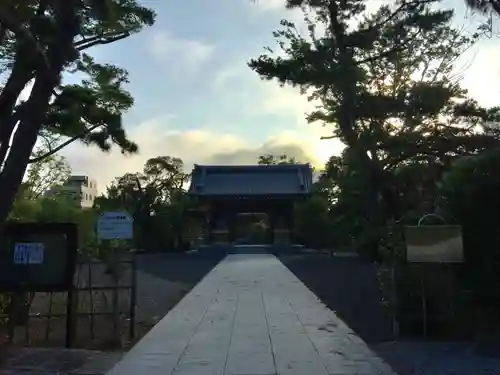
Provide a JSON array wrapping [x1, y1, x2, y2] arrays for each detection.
[[187, 164, 312, 248]]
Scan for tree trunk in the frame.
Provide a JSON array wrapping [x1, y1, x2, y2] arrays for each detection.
[[326, 1, 386, 259], [0, 1, 79, 229], [0, 71, 59, 228], [0, 57, 34, 166]]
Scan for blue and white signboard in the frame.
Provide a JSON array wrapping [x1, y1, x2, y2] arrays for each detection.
[[97, 211, 133, 240], [13, 243, 45, 265]]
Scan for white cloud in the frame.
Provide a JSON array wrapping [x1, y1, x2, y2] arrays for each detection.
[[149, 32, 213, 71], [60, 55, 345, 193], [460, 41, 500, 108], [251, 0, 287, 12], [24, 0, 500, 199], [213, 55, 345, 162], [61, 116, 333, 193], [252, 0, 388, 12], [254, 82, 345, 161]]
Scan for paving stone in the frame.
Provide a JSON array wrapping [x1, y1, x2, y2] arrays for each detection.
[[224, 290, 274, 375], [173, 292, 237, 375], [263, 292, 329, 375]]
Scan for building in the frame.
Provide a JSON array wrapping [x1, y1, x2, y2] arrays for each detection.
[[57, 175, 98, 208], [188, 164, 312, 246]]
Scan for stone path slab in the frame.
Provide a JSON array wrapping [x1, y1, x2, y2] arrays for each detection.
[[106, 254, 398, 375]]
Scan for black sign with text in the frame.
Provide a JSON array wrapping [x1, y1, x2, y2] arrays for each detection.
[[0, 223, 78, 292]]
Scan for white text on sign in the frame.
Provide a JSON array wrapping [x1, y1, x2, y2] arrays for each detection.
[[13, 243, 45, 265], [97, 211, 134, 240]]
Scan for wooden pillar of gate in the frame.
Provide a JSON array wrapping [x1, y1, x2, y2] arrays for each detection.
[[209, 205, 230, 245], [272, 203, 292, 246]]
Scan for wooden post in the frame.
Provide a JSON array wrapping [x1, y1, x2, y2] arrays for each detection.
[[391, 264, 399, 339], [7, 294, 14, 343], [45, 292, 54, 342], [87, 260, 95, 339], [129, 255, 137, 340], [420, 269, 428, 338], [111, 251, 120, 344], [65, 285, 76, 348]]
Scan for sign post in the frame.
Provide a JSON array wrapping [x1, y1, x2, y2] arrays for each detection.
[[96, 211, 134, 342], [403, 213, 464, 338], [0, 222, 78, 348]]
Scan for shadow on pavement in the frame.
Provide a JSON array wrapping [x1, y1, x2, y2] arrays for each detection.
[[279, 252, 395, 344], [135, 252, 224, 284]]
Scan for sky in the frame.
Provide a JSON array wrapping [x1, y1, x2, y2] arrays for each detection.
[[47, 0, 500, 192]]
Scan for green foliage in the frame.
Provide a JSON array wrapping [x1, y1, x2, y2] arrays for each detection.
[[96, 156, 194, 252], [0, 0, 155, 147], [0, 0, 156, 228], [247, 220, 270, 244], [7, 144, 101, 256], [465, 0, 500, 16], [438, 149, 500, 301], [9, 186, 100, 255], [294, 195, 331, 249], [258, 154, 299, 165], [250, 1, 500, 259], [43, 53, 138, 156], [248, 1, 452, 250], [23, 136, 71, 198]]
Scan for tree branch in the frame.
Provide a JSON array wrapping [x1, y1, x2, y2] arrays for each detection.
[[28, 123, 102, 163], [0, 7, 50, 70], [0, 23, 6, 46], [361, 0, 437, 36], [355, 31, 421, 65], [492, 1, 500, 15], [75, 31, 131, 51]]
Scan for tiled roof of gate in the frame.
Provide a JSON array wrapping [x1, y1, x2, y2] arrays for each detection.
[[188, 164, 313, 196]]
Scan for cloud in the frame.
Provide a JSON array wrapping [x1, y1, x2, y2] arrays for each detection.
[[61, 62, 344, 193], [213, 55, 345, 160], [460, 42, 500, 108], [205, 133, 319, 165], [61, 117, 330, 193], [149, 32, 213, 71], [251, 0, 289, 11], [213, 56, 315, 119], [253, 0, 392, 13]]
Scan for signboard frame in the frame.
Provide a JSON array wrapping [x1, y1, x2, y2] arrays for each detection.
[[97, 211, 133, 240], [403, 225, 464, 264], [0, 222, 78, 292]]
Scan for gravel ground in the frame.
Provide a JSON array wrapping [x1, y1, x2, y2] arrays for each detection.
[[0, 252, 223, 375], [279, 252, 500, 375], [3, 251, 499, 375], [134, 252, 224, 326], [375, 341, 500, 375], [0, 348, 123, 375], [279, 252, 395, 343]]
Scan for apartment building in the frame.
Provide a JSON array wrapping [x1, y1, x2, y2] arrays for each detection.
[[58, 175, 98, 208]]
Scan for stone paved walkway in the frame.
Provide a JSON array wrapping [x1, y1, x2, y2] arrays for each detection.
[[106, 254, 398, 375]]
